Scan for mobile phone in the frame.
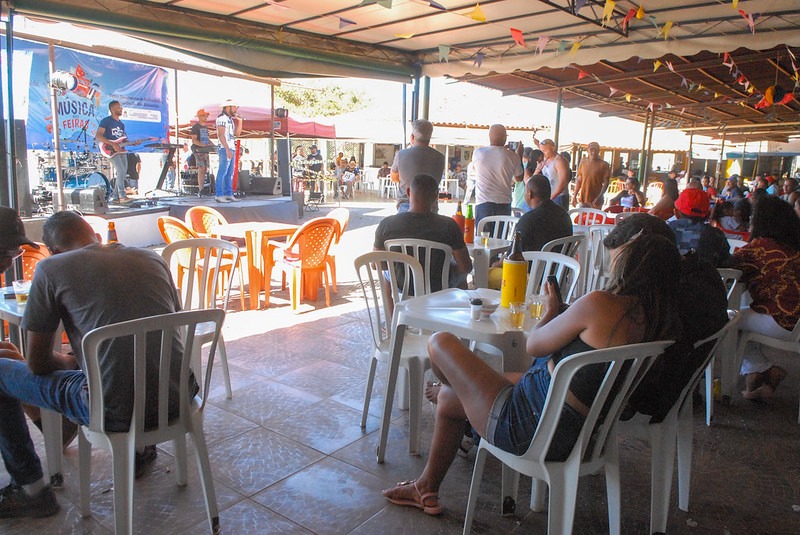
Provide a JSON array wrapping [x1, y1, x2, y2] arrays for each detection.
[[546, 275, 562, 304]]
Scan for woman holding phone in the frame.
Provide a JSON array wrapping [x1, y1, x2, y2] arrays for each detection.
[[382, 233, 682, 515]]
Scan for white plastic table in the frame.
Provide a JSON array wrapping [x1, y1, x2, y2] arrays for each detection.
[[376, 287, 535, 462], [468, 238, 511, 288]]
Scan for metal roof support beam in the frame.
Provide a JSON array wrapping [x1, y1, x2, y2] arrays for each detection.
[[554, 89, 563, 149], [534, 0, 629, 38], [638, 109, 650, 186], [645, 109, 656, 189]]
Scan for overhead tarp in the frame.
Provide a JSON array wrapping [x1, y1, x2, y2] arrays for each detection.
[[13, 38, 169, 152], [11, 0, 418, 83], [726, 152, 800, 159], [179, 105, 336, 140]]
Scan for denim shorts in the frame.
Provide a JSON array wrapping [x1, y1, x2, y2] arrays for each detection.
[[486, 360, 586, 461]]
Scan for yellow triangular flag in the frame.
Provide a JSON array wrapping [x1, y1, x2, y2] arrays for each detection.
[[395, 32, 415, 39], [570, 42, 582, 55], [732, 0, 739, 9], [653, 60, 662, 72], [469, 3, 486, 22], [662, 21, 673, 40], [714, 92, 720, 98], [625, 93, 632, 102], [636, 5, 645, 19], [747, 86, 754, 94], [602, 0, 616, 26]]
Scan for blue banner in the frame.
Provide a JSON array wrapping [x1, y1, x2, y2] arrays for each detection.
[[17, 38, 169, 152]]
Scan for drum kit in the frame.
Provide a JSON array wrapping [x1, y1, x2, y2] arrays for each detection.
[[36, 150, 111, 212]]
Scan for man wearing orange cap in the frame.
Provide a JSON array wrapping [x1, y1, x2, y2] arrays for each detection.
[[668, 188, 730, 267], [190, 109, 213, 192]]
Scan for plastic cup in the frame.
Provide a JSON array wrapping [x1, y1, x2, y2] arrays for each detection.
[[12, 280, 31, 306], [480, 231, 490, 249], [527, 295, 544, 320], [509, 301, 526, 329], [469, 297, 483, 320]]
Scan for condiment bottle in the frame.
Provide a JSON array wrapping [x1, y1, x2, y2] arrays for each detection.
[[452, 201, 466, 234], [107, 221, 118, 243], [500, 230, 527, 308], [463, 204, 475, 244]]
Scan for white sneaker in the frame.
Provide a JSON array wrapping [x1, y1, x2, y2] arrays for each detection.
[[215, 196, 230, 203], [226, 195, 239, 202]]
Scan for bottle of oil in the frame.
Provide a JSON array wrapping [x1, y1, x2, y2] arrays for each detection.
[[107, 221, 118, 244], [463, 204, 475, 244], [500, 230, 527, 308], [452, 201, 465, 234]]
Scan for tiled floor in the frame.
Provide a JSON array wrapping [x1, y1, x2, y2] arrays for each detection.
[[2, 199, 799, 534]]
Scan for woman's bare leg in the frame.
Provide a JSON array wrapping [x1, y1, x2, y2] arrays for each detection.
[[383, 332, 516, 505]]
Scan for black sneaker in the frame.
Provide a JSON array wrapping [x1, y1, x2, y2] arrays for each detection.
[[134, 446, 158, 479], [0, 484, 60, 518]]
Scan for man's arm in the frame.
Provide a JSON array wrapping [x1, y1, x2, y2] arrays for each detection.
[[595, 165, 611, 206], [233, 115, 243, 137], [95, 125, 122, 155], [25, 330, 78, 375], [573, 161, 584, 207], [217, 123, 233, 158], [552, 156, 570, 199], [452, 247, 473, 275]]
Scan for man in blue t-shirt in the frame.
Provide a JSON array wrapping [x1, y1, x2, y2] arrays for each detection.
[[95, 100, 129, 203]]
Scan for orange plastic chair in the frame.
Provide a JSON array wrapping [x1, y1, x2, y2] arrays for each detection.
[[263, 217, 338, 310], [325, 207, 350, 294], [19, 243, 50, 281], [184, 206, 247, 310]]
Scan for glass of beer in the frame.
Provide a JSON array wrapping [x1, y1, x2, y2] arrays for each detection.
[[12, 280, 31, 306], [480, 231, 490, 249], [527, 295, 544, 320], [509, 301, 526, 329]]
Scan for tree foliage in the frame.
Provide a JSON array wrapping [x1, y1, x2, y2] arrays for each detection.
[[275, 82, 371, 118]]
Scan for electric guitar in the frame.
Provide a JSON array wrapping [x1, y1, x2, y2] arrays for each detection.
[[99, 136, 155, 158]]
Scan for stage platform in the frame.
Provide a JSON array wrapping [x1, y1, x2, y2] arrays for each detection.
[[22, 193, 301, 248]]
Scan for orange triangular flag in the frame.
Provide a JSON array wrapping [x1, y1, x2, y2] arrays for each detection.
[[636, 5, 645, 19], [510, 28, 525, 47]]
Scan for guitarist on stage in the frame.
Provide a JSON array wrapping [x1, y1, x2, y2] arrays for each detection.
[[95, 100, 130, 204], [190, 109, 213, 191]]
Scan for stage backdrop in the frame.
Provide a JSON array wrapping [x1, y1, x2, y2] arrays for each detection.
[[14, 38, 169, 152]]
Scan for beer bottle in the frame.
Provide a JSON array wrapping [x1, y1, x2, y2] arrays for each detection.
[[500, 230, 527, 307], [107, 221, 118, 244], [452, 201, 466, 234], [464, 204, 475, 244]]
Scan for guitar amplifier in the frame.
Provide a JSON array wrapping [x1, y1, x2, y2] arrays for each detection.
[[64, 187, 107, 215]]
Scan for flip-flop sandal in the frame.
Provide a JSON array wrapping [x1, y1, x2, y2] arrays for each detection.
[[383, 479, 442, 516]]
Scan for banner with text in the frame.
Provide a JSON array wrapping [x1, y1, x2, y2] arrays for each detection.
[[17, 38, 169, 153]]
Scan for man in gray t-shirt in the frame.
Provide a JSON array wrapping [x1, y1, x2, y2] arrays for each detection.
[[0, 212, 185, 516], [391, 119, 445, 213]]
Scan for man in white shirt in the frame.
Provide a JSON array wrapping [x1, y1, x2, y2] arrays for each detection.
[[471, 124, 523, 226]]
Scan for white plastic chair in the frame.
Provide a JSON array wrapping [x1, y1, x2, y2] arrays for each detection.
[[355, 251, 430, 455], [463, 340, 673, 535], [78, 309, 224, 535], [541, 235, 587, 298], [586, 224, 616, 293], [703, 268, 744, 423], [475, 215, 519, 241], [162, 238, 238, 399], [734, 314, 800, 422], [521, 251, 581, 304], [616, 318, 738, 534], [568, 207, 607, 226], [384, 238, 453, 293]]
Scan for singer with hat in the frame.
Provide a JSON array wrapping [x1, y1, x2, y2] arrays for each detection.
[[190, 108, 213, 191], [215, 99, 243, 203]]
